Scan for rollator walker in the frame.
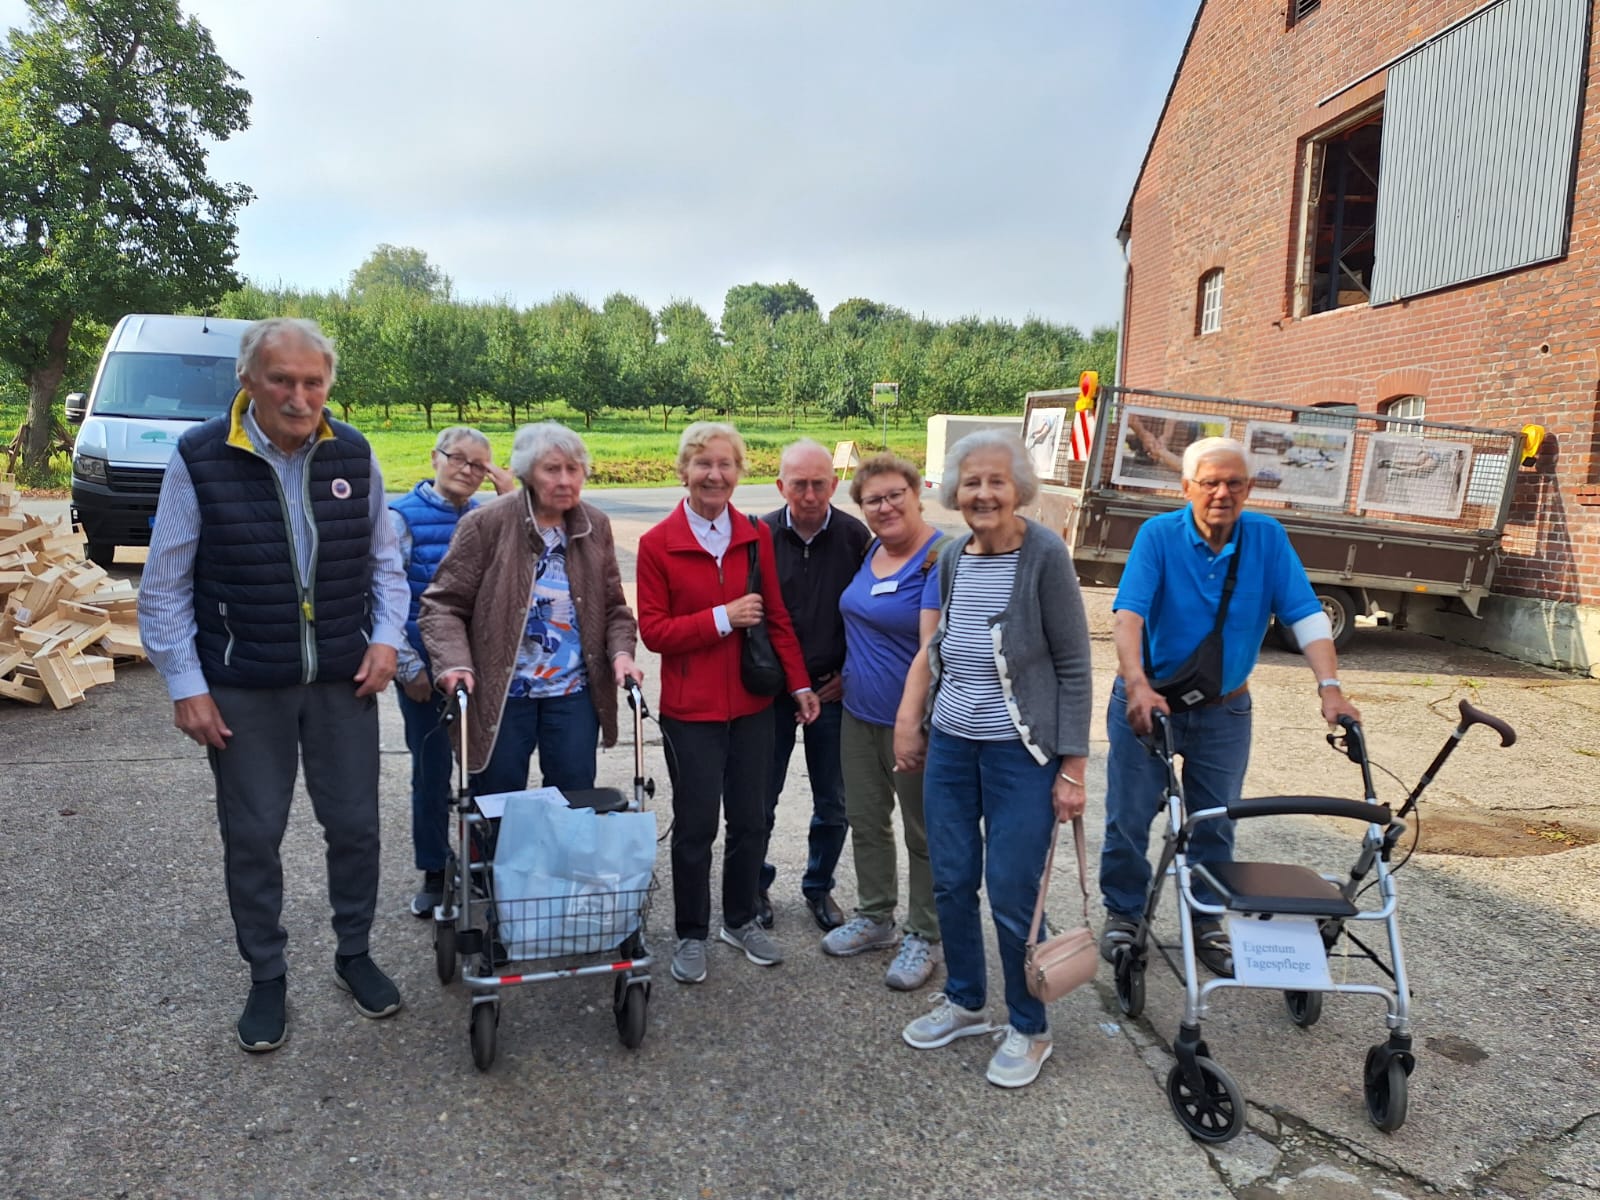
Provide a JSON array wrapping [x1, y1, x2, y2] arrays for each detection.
[[1110, 700, 1516, 1142], [431, 678, 658, 1071]]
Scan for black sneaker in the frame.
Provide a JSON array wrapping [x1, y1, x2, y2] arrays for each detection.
[[237, 976, 287, 1052], [333, 953, 402, 1018], [756, 889, 775, 930], [410, 870, 446, 918]]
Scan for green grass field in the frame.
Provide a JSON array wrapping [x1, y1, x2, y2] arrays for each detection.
[[3, 398, 928, 492]]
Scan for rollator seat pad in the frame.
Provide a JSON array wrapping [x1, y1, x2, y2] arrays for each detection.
[[1193, 861, 1359, 918], [561, 787, 631, 815]]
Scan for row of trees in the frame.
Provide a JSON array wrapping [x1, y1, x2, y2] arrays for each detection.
[[210, 258, 1115, 432], [0, 0, 1115, 477]]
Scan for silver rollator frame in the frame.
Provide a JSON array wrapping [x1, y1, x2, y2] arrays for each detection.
[[1113, 700, 1516, 1142], [433, 679, 658, 1069]]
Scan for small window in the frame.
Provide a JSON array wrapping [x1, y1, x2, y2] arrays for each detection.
[[1382, 394, 1426, 435], [1289, 0, 1321, 28], [1197, 269, 1224, 335]]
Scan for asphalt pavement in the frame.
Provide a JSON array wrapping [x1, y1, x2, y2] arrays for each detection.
[[3, 485, 1598, 1200]]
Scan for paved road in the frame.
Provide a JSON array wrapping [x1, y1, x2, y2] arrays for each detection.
[[3, 488, 1597, 1199]]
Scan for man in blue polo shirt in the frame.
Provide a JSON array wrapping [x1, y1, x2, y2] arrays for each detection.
[[1098, 436, 1360, 975]]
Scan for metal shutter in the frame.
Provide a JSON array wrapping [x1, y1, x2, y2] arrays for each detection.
[[1369, 0, 1590, 305]]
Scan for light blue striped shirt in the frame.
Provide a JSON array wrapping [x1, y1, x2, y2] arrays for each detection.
[[138, 406, 409, 701]]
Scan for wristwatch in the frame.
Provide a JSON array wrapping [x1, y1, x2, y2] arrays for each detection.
[[1317, 678, 1342, 691]]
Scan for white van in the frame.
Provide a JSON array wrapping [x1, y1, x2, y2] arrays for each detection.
[[67, 314, 253, 565]]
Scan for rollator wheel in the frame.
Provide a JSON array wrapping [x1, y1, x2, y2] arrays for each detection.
[[470, 1003, 498, 1072], [1166, 1057, 1245, 1143], [1284, 989, 1323, 1028], [1363, 1045, 1409, 1132], [616, 983, 648, 1049], [434, 921, 457, 985], [1113, 947, 1145, 1019]]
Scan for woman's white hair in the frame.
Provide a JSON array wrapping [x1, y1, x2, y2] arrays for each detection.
[[939, 429, 1038, 509], [1181, 436, 1248, 481], [433, 426, 490, 456], [236, 317, 338, 386], [510, 421, 591, 481]]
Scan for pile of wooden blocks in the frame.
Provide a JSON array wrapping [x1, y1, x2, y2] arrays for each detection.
[[0, 475, 145, 708]]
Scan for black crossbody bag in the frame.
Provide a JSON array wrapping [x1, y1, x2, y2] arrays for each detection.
[[740, 515, 786, 697], [1144, 525, 1241, 713]]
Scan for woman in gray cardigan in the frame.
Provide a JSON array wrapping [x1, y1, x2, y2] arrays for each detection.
[[893, 429, 1092, 1091]]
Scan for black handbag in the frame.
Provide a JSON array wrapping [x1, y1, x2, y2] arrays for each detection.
[[739, 516, 786, 697], [1145, 525, 1241, 712]]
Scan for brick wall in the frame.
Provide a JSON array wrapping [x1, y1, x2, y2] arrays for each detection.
[[1123, 0, 1600, 607]]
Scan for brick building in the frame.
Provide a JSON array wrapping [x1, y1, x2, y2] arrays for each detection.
[[1117, 0, 1600, 675]]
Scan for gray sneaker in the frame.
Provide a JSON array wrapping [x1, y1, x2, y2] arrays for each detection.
[[719, 920, 784, 966], [902, 992, 991, 1049], [885, 934, 942, 991], [671, 937, 707, 984], [821, 915, 899, 957], [986, 1025, 1053, 1088]]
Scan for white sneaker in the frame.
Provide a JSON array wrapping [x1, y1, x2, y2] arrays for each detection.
[[884, 934, 942, 991], [986, 1025, 1053, 1088], [901, 993, 991, 1049], [821, 915, 899, 957]]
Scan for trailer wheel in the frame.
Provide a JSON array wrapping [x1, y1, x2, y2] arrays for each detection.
[[1317, 586, 1357, 651], [1272, 586, 1357, 653]]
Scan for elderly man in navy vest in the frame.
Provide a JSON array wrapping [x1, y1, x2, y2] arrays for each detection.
[[389, 427, 513, 918], [139, 317, 411, 1053]]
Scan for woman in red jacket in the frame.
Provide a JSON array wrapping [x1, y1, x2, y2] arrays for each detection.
[[637, 422, 820, 986]]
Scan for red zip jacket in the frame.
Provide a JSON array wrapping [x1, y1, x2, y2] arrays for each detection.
[[637, 501, 809, 722]]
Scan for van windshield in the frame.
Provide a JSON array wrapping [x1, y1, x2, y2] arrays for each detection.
[[92, 352, 239, 421]]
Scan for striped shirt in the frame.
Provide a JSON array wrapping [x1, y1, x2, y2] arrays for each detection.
[[139, 406, 409, 701], [930, 551, 1020, 741]]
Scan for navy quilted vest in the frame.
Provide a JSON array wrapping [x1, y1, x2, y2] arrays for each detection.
[[179, 410, 374, 688]]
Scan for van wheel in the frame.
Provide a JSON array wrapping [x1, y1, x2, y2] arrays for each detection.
[[87, 542, 117, 567]]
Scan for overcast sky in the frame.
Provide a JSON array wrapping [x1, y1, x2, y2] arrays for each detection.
[[2, 0, 1196, 332]]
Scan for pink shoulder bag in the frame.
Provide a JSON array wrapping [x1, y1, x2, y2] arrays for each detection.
[[1023, 817, 1099, 1003]]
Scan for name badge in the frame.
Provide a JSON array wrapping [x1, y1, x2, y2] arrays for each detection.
[[870, 579, 900, 596]]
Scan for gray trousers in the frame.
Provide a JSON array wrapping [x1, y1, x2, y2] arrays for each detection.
[[207, 682, 382, 982]]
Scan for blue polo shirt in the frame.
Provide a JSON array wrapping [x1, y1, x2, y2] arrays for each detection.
[[1114, 508, 1320, 694]]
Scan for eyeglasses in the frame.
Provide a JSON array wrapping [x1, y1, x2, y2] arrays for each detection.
[[860, 486, 910, 511], [784, 479, 834, 493], [438, 450, 491, 475], [1191, 477, 1249, 494]]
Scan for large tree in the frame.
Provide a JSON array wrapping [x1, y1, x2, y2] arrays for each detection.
[[348, 244, 451, 302], [0, 0, 251, 476]]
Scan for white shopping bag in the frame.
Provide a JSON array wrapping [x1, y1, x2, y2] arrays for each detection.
[[489, 790, 657, 959]]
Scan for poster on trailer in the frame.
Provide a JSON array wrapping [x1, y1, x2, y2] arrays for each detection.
[[1244, 420, 1353, 506], [1358, 434, 1472, 520], [1111, 405, 1230, 490]]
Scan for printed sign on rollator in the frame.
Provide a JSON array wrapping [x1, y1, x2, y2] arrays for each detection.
[[1226, 914, 1333, 990]]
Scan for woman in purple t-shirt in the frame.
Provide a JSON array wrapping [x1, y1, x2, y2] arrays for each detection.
[[826, 454, 945, 991]]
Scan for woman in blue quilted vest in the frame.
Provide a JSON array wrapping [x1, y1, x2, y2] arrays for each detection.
[[389, 428, 514, 918]]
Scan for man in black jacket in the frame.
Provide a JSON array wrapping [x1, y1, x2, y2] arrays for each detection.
[[759, 440, 870, 932]]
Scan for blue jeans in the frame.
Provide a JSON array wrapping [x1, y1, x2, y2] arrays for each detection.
[[1100, 676, 1253, 919], [470, 691, 600, 797], [398, 687, 456, 872], [923, 728, 1057, 1038], [760, 697, 848, 897]]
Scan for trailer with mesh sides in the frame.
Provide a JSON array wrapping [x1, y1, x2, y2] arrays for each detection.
[[1022, 380, 1523, 649]]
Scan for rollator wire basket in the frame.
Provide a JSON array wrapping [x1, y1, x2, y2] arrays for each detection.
[[429, 677, 659, 1070], [1109, 699, 1515, 1143]]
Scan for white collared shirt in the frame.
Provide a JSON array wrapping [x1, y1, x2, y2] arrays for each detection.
[[682, 499, 735, 637]]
